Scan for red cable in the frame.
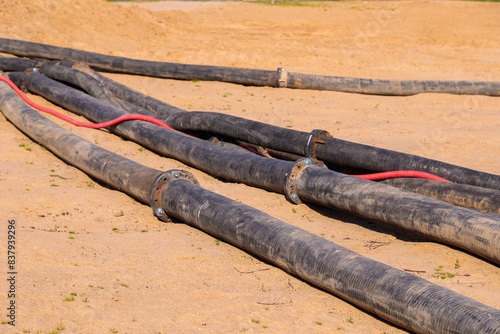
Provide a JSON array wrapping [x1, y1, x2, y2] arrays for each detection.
[[0, 75, 176, 131], [1, 76, 451, 183], [354, 170, 452, 182]]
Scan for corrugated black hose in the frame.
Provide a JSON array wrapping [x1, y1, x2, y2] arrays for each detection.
[[1, 79, 500, 334], [2, 57, 498, 192], [7, 70, 500, 265]]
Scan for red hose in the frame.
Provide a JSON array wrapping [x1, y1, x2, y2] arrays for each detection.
[[354, 170, 452, 182], [1, 75, 451, 183], [0, 75, 176, 131]]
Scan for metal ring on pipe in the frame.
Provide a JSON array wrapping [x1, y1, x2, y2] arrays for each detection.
[[150, 169, 199, 221], [284, 157, 325, 204], [304, 129, 332, 159]]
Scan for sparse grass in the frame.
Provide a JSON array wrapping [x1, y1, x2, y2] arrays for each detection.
[[19, 143, 32, 151], [251, 318, 260, 324], [347, 317, 354, 324], [48, 323, 65, 334]]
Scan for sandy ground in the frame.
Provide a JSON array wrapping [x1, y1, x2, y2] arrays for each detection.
[[0, 0, 499, 333]]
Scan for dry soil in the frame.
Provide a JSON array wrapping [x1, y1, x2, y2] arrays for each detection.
[[0, 0, 499, 333]]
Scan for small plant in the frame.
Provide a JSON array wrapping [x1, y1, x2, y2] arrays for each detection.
[[137, 148, 144, 152], [110, 329, 118, 333], [121, 283, 129, 288], [316, 321, 323, 325], [261, 284, 267, 292], [292, 208, 297, 213], [141, 229, 148, 233], [251, 318, 260, 324], [455, 259, 461, 269], [337, 327, 345, 330], [215, 239, 220, 246], [48, 323, 65, 334], [64, 296, 74, 302], [347, 317, 354, 324], [83, 298, 88, 303]]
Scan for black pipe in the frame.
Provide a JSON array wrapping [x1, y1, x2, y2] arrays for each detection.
[[9, 70, 500, 264], [0, 56, 36, 72], [37, 62, 151, 116], [2, 59, 499, 191], [0, 38, 277, 87], [295, 166, 500, 264], [2, 79, 500, 333], [381, 178, 500, 214], [282, 69, 500, 96], [0, 78, 160, 202], [314, 136, 500, 191], [1, 38, 499, 96], [61, 64, 500, 191]]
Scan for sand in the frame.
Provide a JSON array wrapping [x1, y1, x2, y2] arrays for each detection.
[[0, 0, 499, 333]]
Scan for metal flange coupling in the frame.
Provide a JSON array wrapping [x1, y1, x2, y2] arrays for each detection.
[[284, 158, 325, 205], [304, 129, 332, 159], [150, 169, 199, 222]]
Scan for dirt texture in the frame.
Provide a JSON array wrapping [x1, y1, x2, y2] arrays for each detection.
[[0, 0, 499, 333]]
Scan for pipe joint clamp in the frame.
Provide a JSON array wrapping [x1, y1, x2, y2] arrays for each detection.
[[18, 68, 39, 93], [150, 169, 199, 222], [304, 129, 331, 159], [284, 158, 325, 204], [276, 68, 288, 88]]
